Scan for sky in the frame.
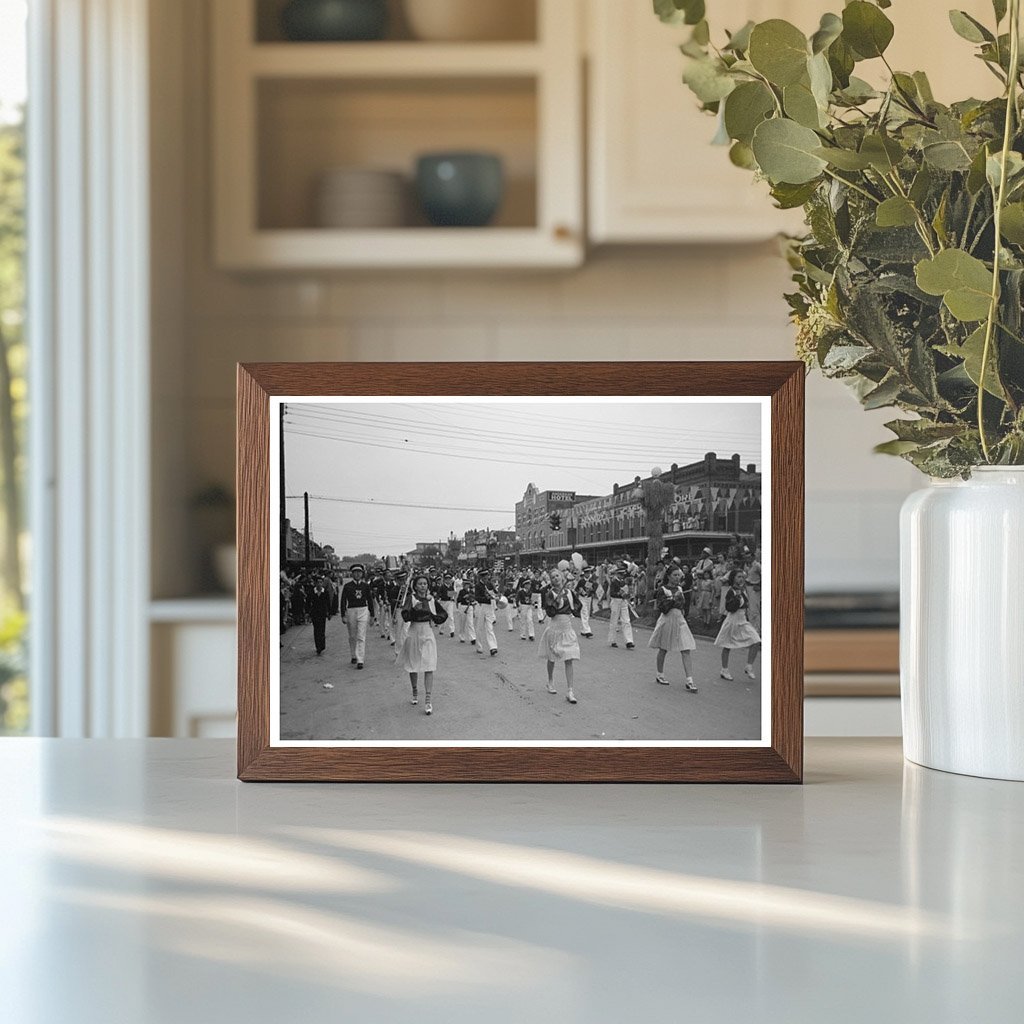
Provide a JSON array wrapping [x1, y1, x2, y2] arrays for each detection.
[[282, 399, 762, 558], [0, 1, 26, 124]]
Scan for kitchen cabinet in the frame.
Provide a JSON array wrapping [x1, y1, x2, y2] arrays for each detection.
[[211, 0, 583, 269], [587, 0, 999, 244]]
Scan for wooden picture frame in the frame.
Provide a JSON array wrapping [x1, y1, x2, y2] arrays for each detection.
[[237, 362, 804, 782]]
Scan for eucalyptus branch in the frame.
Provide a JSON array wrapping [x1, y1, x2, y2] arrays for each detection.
[[822, 167, 880, 205], [979, 0, 1021, 462]]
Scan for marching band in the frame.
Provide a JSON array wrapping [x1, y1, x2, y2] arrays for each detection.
[[282, 545, 762, 717]]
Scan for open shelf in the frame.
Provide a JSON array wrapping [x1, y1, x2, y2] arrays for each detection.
[[254, 0, 539, 45], [213, 0, 582, 268], [249, 42, 544, 77]]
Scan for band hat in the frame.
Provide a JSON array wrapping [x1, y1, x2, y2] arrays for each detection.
[[702, 547, 712, 554], [351, 563, 365, 573]]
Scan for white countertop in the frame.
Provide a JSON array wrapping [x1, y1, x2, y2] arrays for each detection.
[[1, 738, 1020, 1023]]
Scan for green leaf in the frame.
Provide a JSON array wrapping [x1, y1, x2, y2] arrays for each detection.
[[748, 20, 809, 87], [860, 133, 904, 173], [967, 144, 991, 194], [922, 141, 972, 171], [842, 1, 895, 59], [723, 81, 775, 144], [912, 71, 935, 104], [1000, 203, 1024, 245], [948, 10, 994, 44], [827, 35, 855, 89], [682, 57, 736, 104], [691, 19, 710, 45], [938, 325, 1005, 398], [770, 180, 820, 209], [784, 80, 824, 129], [729, 140, 757, 169], [915, 249, 994, 322], [723, 20, 755, 53], [874, 439, 922, 455], [909, 164, 933, 205], [807, 51, 833, 110], [884, 418, 963, 443], [653, 0, 705, 26], [751, 118, 828, 184], [876, 196, 918, 228], [810, 13, 843, 54], [814, 146, 872, 170], [986, 150, 1024, 191], [993, 0, 1008, 24], [862, 374, 903, 409]]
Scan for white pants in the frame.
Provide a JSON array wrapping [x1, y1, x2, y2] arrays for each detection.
[[501, 601, 516, 631], [459, 604, 477, 643], [475, 603, 497, 653], [381, 603, 394, 641], [533, 593, 545, 622], [441, 599, 456, 636], [519, 602, 535, 639], [579, 595, 592, 635], [345, 607, 369, 662], [607, 598, 633, 645]]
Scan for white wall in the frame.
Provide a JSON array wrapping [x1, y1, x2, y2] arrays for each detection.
[[152, 0, 921, 600]]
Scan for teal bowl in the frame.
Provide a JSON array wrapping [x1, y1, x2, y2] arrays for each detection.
[[281, 0, 388, 42], [415, 153, 505, 228]]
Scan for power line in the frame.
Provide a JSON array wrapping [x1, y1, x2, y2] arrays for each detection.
[[285, 495, 512, 514], [286, 404, 762, 456], [284, 420, 758, 471]]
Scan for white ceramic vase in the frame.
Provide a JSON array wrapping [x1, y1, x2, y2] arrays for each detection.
[[900, 467, 1024, 781]]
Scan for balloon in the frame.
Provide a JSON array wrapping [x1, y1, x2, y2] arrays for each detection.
[[557, 559, 571, 571], [571, 551, 584, 570]]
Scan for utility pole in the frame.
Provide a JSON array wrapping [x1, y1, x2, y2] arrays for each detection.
[[280, 402, 287, 571], [304, 491, 311, 568]]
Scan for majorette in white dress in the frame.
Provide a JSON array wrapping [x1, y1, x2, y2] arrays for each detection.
[[537, 587, 581, 662], [648, 584, 697, 652], [714, 588, 761, 649], [399, 596, 447, 672]]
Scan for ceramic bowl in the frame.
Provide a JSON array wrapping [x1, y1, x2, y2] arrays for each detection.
[[281, 0, 389, 42], [415, 152, 504, 228], [403, 0, 534, 42]]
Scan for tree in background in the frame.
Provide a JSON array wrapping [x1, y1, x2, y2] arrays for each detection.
[[639, 476, 675, 606], [0, 108, 27, 733]]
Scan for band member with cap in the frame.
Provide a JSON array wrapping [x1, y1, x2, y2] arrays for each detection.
[[606, 562, 635, 649], [531, 570, 546, 623], [433, 571, 457, 639], [649, 565, 698, 692], [694, 547, 715, 577], [308, 575, 331, 657], [383, 570, 403, 645], [539, 567, 581, 704], [371, 567, 388, 639], [576, 568, 596, 638], [498, 574, 516, 633], [474, 568, 499, 656], [516, 570, 535, 640], [456, 571, 477, 644], [400, 574, 449, 715], [340, 563, 375, 669]]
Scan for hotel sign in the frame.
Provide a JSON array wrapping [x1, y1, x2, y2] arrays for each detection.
[[548, 491, 575, 503]]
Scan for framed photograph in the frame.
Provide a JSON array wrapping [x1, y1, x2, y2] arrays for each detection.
[[237, 362, 803, 782]]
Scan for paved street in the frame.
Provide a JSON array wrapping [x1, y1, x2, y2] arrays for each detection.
[[280, 610, 763, 742]]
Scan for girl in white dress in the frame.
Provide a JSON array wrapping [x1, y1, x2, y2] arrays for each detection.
[[399, 574, 449, 715], [714, 570, 761, 680], [538, 568, 581, 704], [648, 566, 698, 692]]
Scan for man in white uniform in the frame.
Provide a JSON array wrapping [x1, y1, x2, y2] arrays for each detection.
[[340, 563, 374, 670], [606, 563, 635, 649]]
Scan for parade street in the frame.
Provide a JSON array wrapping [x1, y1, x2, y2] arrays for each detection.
[[280, 615, 763, 743]]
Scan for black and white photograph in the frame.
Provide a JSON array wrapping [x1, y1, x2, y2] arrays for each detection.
[[270, 397, 770, 746]]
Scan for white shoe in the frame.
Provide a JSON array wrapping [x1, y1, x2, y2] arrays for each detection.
[[685, 678, 698, 693], [655, 674, 670, 686], [744, 665, 756, 679], [720, 669, 733, 680]]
